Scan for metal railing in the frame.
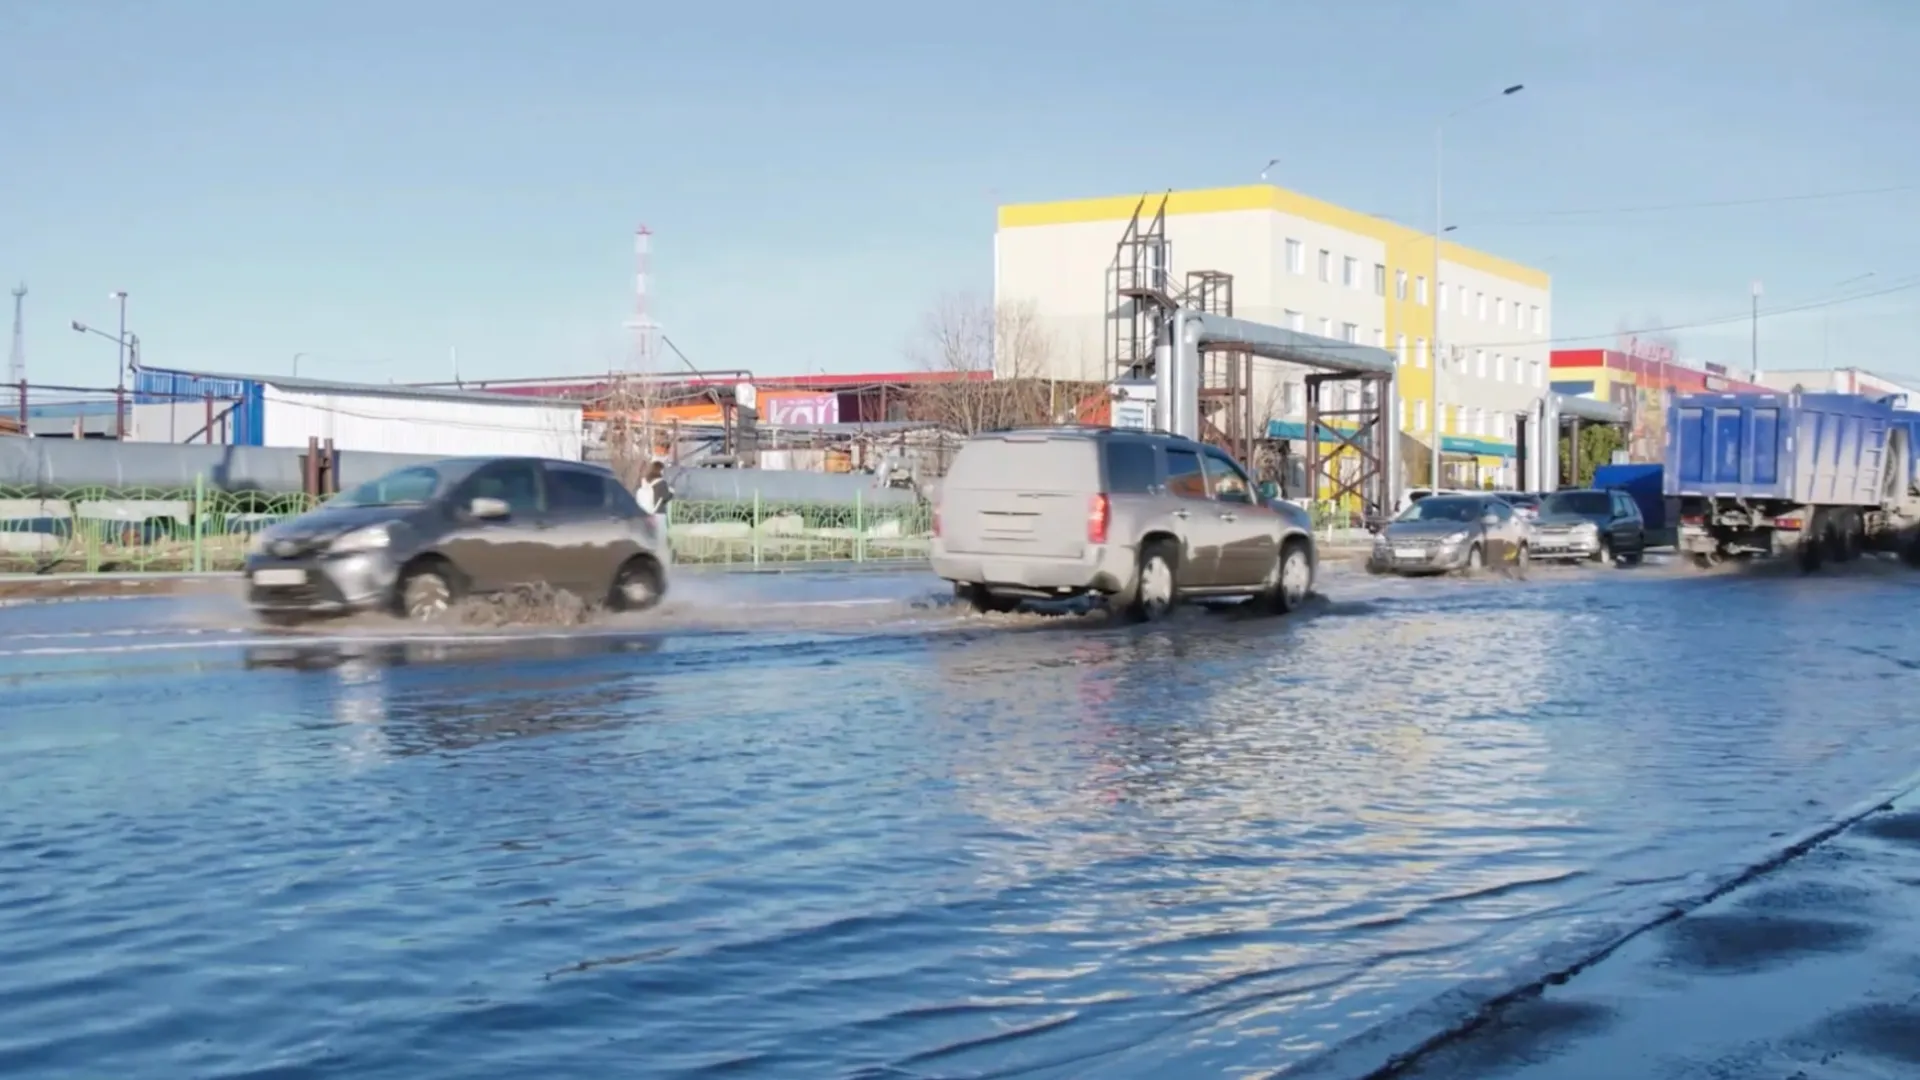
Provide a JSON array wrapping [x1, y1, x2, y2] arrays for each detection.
[[0, 485, 933, 575]]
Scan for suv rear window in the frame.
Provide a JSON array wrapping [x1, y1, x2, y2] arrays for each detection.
[[946, 436, 1098, 492], [1103, 441, 1158, 493]]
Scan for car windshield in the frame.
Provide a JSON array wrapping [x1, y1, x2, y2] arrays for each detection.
[[330, 465, 442, 508], [1498, 493, 1540, 508], [1396, 496, 1483, 522], [1542, 491, 1611, 516]]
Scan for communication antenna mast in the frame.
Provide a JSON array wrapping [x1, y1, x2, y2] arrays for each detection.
[[7, 282, 24, 388], [624, 225, 655, 375]]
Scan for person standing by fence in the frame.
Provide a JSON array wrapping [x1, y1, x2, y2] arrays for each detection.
[[636, 458, 674, 517]]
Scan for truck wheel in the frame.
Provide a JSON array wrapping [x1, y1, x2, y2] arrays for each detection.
[[1836, 511, 1863, 562], [1798, 513, 1829, 574]]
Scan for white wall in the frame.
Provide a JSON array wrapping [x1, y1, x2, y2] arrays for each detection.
[[262, 386, 583, 459]]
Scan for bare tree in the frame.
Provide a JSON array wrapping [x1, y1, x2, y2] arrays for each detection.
[[906, 295, 1062, 435]]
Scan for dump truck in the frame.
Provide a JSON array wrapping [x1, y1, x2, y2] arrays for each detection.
[[1664, 389, 1920, 571]]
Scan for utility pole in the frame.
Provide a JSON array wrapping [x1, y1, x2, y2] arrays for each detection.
[[8, 282, 24, 388]]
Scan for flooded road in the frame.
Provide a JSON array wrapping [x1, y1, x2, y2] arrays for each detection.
[[6, 561, 1920, 1078]]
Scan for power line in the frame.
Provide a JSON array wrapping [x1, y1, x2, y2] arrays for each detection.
[[1472, 182, 1920, 226]]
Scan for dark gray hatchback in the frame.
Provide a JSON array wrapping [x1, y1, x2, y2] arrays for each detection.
[[243, 456, 672, 624]]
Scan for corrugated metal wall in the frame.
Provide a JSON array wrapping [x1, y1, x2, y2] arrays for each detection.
[[261, 385, 582, 459], [133, 370, 265, 444]]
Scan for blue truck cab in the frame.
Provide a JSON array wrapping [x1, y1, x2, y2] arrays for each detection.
[[1664, 389, 1920, 569]]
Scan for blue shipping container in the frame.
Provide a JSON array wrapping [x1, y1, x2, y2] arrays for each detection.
[[1664, 391, 1897, 507]]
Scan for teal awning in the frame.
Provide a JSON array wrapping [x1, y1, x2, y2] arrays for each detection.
[[1440, 435, 1517, 459], [1266, 419, 1369, 443]]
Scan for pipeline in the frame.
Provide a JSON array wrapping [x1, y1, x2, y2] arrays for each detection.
[[0, 436, 924, 506]]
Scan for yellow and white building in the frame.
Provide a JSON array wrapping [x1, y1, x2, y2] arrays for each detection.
[[994, 184, 1552, 486]]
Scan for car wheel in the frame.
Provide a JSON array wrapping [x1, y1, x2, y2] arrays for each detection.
[[1458, 543, 1484, 577], [608, 556, 667, 612], [398, 562, 455, 621], [1266, 538, 1313, 614], [1125, 541, 1179, 623]]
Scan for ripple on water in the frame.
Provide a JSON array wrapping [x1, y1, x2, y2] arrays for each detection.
[[4, 570, 1920, 1077]]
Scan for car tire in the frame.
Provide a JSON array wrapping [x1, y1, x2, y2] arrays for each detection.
[[1594, 538, 1613, 565], [1458, 543, 1484, 577], [608, 556, 667, 612], [396, 559, 457, 621], [1123, 540, 1180, 623], [956, 582, 1020, 615], [1265, 538, 1313, 615]]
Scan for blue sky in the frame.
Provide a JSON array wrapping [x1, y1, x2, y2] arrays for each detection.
[[4, 0, 1918, 389]]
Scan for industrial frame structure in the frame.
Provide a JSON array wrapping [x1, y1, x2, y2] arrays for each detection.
[[1106, 195, 1400, 520]]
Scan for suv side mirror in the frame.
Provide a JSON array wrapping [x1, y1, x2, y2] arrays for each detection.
[[469, 496, 510, 520], [1257, 481, 1280, 501]]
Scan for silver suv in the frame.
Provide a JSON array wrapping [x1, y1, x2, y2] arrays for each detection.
[[930, 427, 1317, 620]]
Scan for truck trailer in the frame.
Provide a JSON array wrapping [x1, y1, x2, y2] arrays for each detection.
[[1664, 390, 1920, 570]]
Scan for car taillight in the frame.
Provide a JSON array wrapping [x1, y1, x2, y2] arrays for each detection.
[[1681, 514, 1704, 526], [1088, 493, 1110, 544]]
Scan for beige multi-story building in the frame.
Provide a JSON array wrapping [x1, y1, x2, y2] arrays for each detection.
[[994, 184, 1553, 487]]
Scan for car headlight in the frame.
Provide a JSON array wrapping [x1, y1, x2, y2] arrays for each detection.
[[1444, 530, 1469, 545], [1575, 521, 1600, 536], [330, 524, 392, 554]]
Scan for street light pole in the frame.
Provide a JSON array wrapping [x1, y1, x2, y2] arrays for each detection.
[[293, 352, 307, 377], [1430, 83, 1524, 493]]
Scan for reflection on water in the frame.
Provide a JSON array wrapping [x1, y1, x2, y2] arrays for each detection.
[[8, 573, 1920, 1078]]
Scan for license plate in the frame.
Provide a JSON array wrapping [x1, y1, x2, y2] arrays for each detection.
[[252, 568, 308, 587], [1393, 547, 1426, 560]]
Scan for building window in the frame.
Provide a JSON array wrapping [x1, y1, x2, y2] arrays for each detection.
[[1343, 256, 1359, 288], [1493, 353, 1506, 382], [1458, 284, 1468, 312], [1373, 263, 1387, 296], [1416, 276, 1428, 305], [1318, 249, 1332, 282], [1474, 349, 1487, 378], [1438, 281, 1448, 311], [1533, 357, 1545, 386], [1282, 381, 1303, 415], [1495, 298, 1507, 325], [1397, 333, 1409, 366], [1319, 316, 1334, 337], [1399, 399, 1410, 430], [1531, 305, 1544, 333], [1286, 239, 1304, 275], [1415, 338, 1428, 368], [1414, 399, 1429, 432], [1341, 322, 1359, 344], [1476, 292, 1488, 320], [1284, 309, 1305, 332], [1373, 327, 1385, 348]]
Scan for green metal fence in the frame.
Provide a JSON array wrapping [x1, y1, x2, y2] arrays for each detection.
[[0, 484, 934, 575]]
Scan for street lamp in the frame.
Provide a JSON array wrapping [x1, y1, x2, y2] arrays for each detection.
[[72, 298, 137, 439], [293, 352, 308, 377], [1431, 83, 1524, 493]]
